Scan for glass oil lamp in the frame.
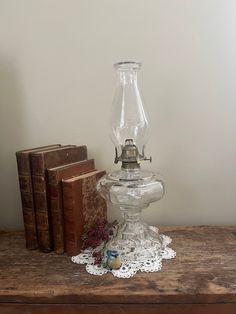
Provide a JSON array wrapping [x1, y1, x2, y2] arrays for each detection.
[[97, 61, 165, 262]]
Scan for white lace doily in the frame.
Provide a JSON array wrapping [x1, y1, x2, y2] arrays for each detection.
[[72, 229, 176, 278]]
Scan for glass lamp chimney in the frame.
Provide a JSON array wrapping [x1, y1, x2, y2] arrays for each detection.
[[110, 62, 151, 168]]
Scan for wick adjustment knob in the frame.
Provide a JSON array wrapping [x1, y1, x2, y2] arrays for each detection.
[[144, 156, 152, 163]]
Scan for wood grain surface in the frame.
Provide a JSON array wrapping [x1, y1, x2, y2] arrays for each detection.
[[0, 226, 236, 305], [0, 303, 236, 314]]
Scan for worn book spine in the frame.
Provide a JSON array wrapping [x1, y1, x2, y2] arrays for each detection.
[[31, 145, 87, 252], [16, 153, 38, 249], [48, 159, 95, 254], [62, 170, 107, 256], [32, 173, 52, 252], [15, 144, 61, 249]]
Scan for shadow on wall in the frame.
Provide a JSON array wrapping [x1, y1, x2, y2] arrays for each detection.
[[0, 56, 29, 230]]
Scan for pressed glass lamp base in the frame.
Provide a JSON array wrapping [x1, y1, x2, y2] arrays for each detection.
[[106, 212, 164, 261], [97, 169, 165, 263]]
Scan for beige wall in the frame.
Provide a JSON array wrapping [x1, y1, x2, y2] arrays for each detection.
[[0, 0, 236, 229]]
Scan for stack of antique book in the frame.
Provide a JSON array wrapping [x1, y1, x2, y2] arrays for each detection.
[[16, 144, 107, 255]]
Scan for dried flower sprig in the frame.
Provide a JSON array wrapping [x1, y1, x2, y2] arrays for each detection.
[[81, 219, 118, 265]]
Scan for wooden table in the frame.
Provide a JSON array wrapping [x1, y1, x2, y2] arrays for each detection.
[[0, 226, 236, 314]]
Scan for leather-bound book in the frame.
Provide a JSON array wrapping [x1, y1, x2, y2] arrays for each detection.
[[15, 144, 61, 249], [30, 145, 87, 252], [47, 159, 95, 254], [62, 170, 107, 256]]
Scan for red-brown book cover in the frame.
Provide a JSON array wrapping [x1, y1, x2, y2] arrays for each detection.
[[62, 170, 107, 256], [47, 159, 95, 254], [15, 144, 61, 249], [30, 145, 87, 252]]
